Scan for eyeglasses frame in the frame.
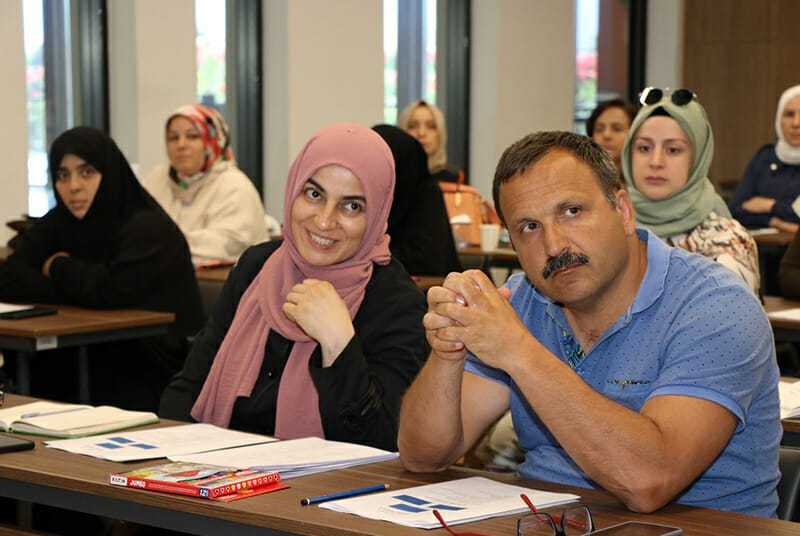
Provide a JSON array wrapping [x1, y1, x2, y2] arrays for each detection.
[[431, 494, 594, 536]]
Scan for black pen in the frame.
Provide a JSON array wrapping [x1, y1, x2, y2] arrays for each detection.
[[300, 484, 389, 505]]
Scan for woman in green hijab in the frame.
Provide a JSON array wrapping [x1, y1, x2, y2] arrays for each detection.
[[622, 88, 760, 293]]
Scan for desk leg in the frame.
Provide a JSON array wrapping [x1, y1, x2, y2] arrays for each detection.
[[16, 501, 32, 529], [480, 254, 496, 285], [78, 346, 90, 403], [15, 351, 30, 395]]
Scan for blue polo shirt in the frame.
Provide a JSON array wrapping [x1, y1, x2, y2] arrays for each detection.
[[465, 228, 780, 516]]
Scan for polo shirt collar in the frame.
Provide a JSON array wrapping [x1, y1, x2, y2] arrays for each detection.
[[532, 227, 669, 316]]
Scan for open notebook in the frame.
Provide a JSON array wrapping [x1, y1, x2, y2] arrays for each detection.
[[0, 401, 158, 438]]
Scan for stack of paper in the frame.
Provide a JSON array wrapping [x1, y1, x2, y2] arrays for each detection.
[[320, 476, 580, 529], [170, 437, 398, 478], [748, 227, 780, 236], [46, 423, 277, 461]]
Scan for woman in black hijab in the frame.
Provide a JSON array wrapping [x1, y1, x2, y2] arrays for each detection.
[[0, 127, 203, 411], [372, 124, 461, 276]]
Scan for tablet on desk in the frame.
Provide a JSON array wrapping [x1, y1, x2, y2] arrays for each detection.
[[0, 304, 58, 320], [0, 433, 35, 453]]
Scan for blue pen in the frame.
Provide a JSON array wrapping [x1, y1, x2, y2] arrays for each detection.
[[300, 483, 389, 505], [21, 407, 88, 419]]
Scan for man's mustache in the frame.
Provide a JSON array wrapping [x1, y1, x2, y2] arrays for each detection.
[[542, 252, 590, 279]]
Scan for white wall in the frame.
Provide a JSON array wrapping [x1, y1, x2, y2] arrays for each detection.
[[108, 0, 197, 178], [0, 1, 30, 235], [3, 0, 683, 231], [469, 0, 576, 201], [263, 0, 384, 222]]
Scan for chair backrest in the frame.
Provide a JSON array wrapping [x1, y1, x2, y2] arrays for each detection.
[[778, 446, 800, 520]]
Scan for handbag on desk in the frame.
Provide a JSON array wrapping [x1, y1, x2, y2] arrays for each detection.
[[438, 172, 501, 246]]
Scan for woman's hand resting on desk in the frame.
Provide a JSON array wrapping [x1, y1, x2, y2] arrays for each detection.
[[283, 278, 355, 367], [742, 196, 776, 213], [42, 252, 70, 276], [769, 217, 800, 233]]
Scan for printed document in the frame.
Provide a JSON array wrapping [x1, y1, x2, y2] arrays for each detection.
[[320, 476, 580, 529], [45, 423, 276, 462], [170, 436, 397, 478]]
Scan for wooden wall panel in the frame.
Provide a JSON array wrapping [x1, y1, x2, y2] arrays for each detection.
[[775, 0, 800, 42], [683, 0, 800, 194], [685, 43, 773, 186], [684, 0, 769, 43]]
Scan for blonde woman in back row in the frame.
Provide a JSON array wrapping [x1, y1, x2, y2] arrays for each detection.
[[143, 104, 269, 266], [399, 100, 464, 183]]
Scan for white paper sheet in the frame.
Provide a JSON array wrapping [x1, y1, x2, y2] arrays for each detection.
[[779, 380, 800, 419], [320, 476, 580, 529], [170, 436, 397, 478], [45, 423, 276, 462], [0, 303, 34, 314], [768, 308, 800, 322], [748, 227, 780, 236]]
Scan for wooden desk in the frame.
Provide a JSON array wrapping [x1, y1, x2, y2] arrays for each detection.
[[0, 396, 795, 535], [764, 296, 800, 342], [196, 267, 443, 294], [196, 266, 232, 283], [0, 306, 174, 402], [412, 275, 445, 292], [458, 246, 519, 284], [753, 230, 796, 247], [753, 230, 796, 296]]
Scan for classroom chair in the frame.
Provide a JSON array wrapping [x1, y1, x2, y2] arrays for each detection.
[[778, 445, 800, 521]]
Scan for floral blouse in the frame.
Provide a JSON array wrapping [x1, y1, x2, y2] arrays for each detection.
[[664, 212, 760, 294]]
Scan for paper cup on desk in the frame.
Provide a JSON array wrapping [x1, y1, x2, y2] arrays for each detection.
[[480, 224, 501, 252]]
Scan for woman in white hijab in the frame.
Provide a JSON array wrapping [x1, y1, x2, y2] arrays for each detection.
[[729, 85, 800, 232]]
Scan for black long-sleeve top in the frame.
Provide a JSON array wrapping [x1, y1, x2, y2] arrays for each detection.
[[0, 210, 203, 339], [728, 145, 800, 228], [159, 241, 429, 451], [0, 127, 204, 410], [373, 125, 462, 276]]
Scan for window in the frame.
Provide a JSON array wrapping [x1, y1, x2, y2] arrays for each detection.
[[383, 0, 437, 125], [23, 0, 108, 217], [196, 0, 226, 114], [23, 0, 51, 216], [573, 0, 645, 133], [195, 0, 262, 195], [383, 0, 470, 173], [574, 0, 599, 132]]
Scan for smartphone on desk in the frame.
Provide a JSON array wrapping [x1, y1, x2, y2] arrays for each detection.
[[587, 521, 682, 535], [0, 306, 57, 320], [0, 434, 35, 453]]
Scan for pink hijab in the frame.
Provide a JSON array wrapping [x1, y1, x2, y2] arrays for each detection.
[[190, 124, 395, 438]]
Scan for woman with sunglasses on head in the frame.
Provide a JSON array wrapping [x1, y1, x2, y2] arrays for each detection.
[[622, 88, 760, 294], [0, 127, 203, 411], [399, 100, 464, 184], [159, 124, 428, 450], [728, 85, 800, 233], [142, 104, 269, 266]]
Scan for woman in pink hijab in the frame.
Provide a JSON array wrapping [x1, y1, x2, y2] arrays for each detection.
[[159, 124, 429, 449]]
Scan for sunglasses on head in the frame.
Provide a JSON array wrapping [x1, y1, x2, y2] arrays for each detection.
[[639, 87, 696, 107]]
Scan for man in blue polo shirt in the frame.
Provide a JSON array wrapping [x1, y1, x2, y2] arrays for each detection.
[[398, 131, 780, 516]]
